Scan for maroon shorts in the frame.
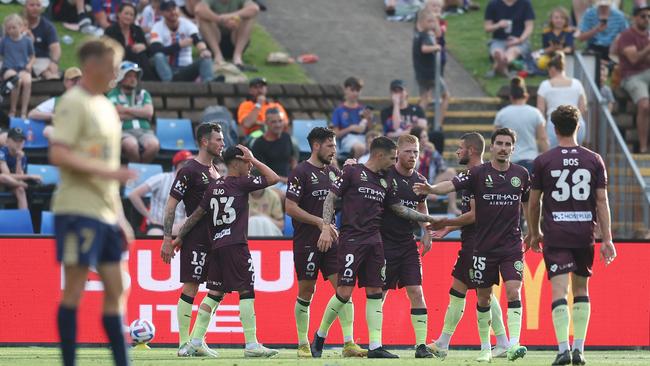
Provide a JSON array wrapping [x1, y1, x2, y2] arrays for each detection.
[[451, 249, 476, 290], [383, 242, 422, 290], [543, 245, 594, 279], [293, 245, 338, 281], [180, 242, 210, 283], [470, 251, 524, 288], [205, 244, 255, 293], [337, 242, 385, 288]]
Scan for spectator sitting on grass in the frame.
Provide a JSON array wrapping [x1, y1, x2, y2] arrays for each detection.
[[249, 187, 284, 235], [483, 0, 535, 78], [538, 7, 574, 71], [380, 79, 427, 138], [0, 14, 34, 119], [0, 128, 41, 209], [331, 76, 372, 159], [23, 0, 60, 80], [28, 67, 82, 139], [577, 0, 628, 62], [91, 0, 123, 29], [237, 77, 288, 139]]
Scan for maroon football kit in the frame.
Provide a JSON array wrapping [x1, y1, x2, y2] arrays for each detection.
[[532, 146, 607, 278], [286, 161, 341, 281], [170, 159, 219, 283], [452, 162, 531, 288], [451, 175, 477, 288]]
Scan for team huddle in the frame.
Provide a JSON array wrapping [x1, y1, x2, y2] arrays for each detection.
[[51, 38, 616, 366]]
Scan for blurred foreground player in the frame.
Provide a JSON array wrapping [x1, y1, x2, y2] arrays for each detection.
[[285, 127, 366, 358], [50, 37, 136, 366], [174, 146, 280, 358], [528, 105, 616, 366]]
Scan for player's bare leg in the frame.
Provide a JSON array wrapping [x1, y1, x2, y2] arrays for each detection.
[[505, 279, 527, 361], [239, 290, 279, 358], [58, 265, 89, 366], [571, 274, 590, 365], [475, 287, 493, 363], [405, 285, 432, 358], [180, 288, 221, 358], [97, 263, 129, 366], [550, 273, 572, 365]]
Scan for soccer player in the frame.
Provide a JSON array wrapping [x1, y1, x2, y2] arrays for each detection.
[[427, 132, 511, 359], [415, 128, 531, 363], [285, 127, 366, 358], [527, 105, 616, 366], [311, 136, 440, 359], [379, 134, 433, 358], [173, 145, 280, 358], [160, 122, 224, 357], [50, 37, 136, 366]]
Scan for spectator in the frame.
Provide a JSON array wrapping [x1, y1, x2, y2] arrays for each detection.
[[536, 52, 588, 147], [483, 0, 535, 78], [380, 79, 427, 138], [237, 77, 288, 139], [24, 0, 60, 80], [423, 0, 449, 76], [0, 14, 34, 119], [28, 67, 82, 138], [105, 3, 157, 81], [214, 156, 228, 176], [538, 7, 574, 71], [127, 150, 191, 235], [413, 7, 449, 125], [150, 1, 214, 82], [249, 187, 284, 236], [331, 76, 372, 159], [410, 125, 460, 215], [195, 0, 259, 69], [0, 128, 41, 209], [107, 61, 159, 163], [617, 5, 650, 153], [494, 76, 549, 173], [139, 0, 162, 35], [49, 0, 94, 34], [577, 0, 628, 62], [91, 0, 123, 29], [357, 130, 382, 164], [251, 108, 298, 198], [599, 62, 616, 112]]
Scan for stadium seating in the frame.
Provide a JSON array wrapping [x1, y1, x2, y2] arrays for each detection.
[[0, 209, 34, 234], [292, 119, 328, 154], [40, 211, 55, 235], [27, 164, 60, 186], [123, 163, 163, 197], [156, 118, 198, 152], [9, 118, 48, 149]]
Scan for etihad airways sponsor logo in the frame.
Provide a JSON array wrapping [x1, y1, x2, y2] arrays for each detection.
[[482, 193, 520, 206], [359, 186, 385, 202]]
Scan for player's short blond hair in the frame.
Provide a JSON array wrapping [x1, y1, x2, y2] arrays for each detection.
[[77, 37, 124, 69], [397, 134, 419, 147]]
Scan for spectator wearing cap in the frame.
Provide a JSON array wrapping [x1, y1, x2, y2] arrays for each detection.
[[91, 0, 124, 29], [28, 67, 81, 127], [0, 128, 41, 209], [577, 0, 628, 62], [194, 0, 259, 69], [380, 79, 427, 138], [23, 0, 60, 80], [107, 61, 159, 163], [150, 1, 214, 82], [105, 2, 157, 81], [128, 150, 192, 235], [617, 5, 650, 153], [331, 76, 372, 159], [237, 77, 288, 139]]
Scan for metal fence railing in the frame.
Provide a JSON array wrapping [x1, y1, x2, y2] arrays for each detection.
[[573, 52, 650, 238]]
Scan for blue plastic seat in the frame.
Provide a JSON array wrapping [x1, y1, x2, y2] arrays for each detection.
[[0, 209, 34, 234], [40, 210, 55, 235], [124, 163, 163, 197], [27, 164, 60, 185], [9, 118, 48, 149], [292, 120, 328, 154], [283, 213, 294, 237], [156, 118, 198, 152]]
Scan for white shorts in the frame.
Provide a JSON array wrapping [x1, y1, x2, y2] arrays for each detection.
[[340, 133, 365, 153]]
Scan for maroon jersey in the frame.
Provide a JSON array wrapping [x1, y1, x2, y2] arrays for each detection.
[[459, 182, 476, 251], [286, 161, 341, 252], [531, 146, 607, 248], [170, 159, 218, 245], [380, 165, 427, 248], [452, 162, 530, 255], [332, 164, 399, 245], [199, 175, 269, 249]]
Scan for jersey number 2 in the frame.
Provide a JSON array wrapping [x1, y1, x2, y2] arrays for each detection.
[[551, 169, 591, 202], [210, 196, 236, 226]]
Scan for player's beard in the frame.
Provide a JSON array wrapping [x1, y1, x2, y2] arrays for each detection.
[[317, 151, 333, 165], [458, 152, 469, 165]]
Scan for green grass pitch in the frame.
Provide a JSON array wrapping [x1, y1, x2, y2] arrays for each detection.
[[1, 347, 649, 365]]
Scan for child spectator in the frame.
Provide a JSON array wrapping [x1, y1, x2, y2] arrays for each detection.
[[413, 7, 449, 126], [538, 7, 574, 70], [139, 0, 162, 35], [0, 14, 34, 119], [424, 0, 448, 74], [331, 77, 372, 159]]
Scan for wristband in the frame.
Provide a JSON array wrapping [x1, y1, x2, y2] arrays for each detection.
[[255, 103, 262, 109]]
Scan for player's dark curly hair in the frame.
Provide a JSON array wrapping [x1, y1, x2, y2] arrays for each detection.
[[222, 146, 244, 166], [551, 105, 580, 137], [307, 127, 336, 150], [370, 136, 397, 153], [195, 122, 222, 145], [491, 127, 517, 145]]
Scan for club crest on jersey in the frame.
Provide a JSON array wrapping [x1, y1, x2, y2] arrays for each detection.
[[485, 174, 494, 188], [329, 171, 337, 182], [380, 178, 387, 188], [514, 261, 524, 272], [360, 170, 368, 182], [511, 177, 521, 188], [310, 172, 319, 184]]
